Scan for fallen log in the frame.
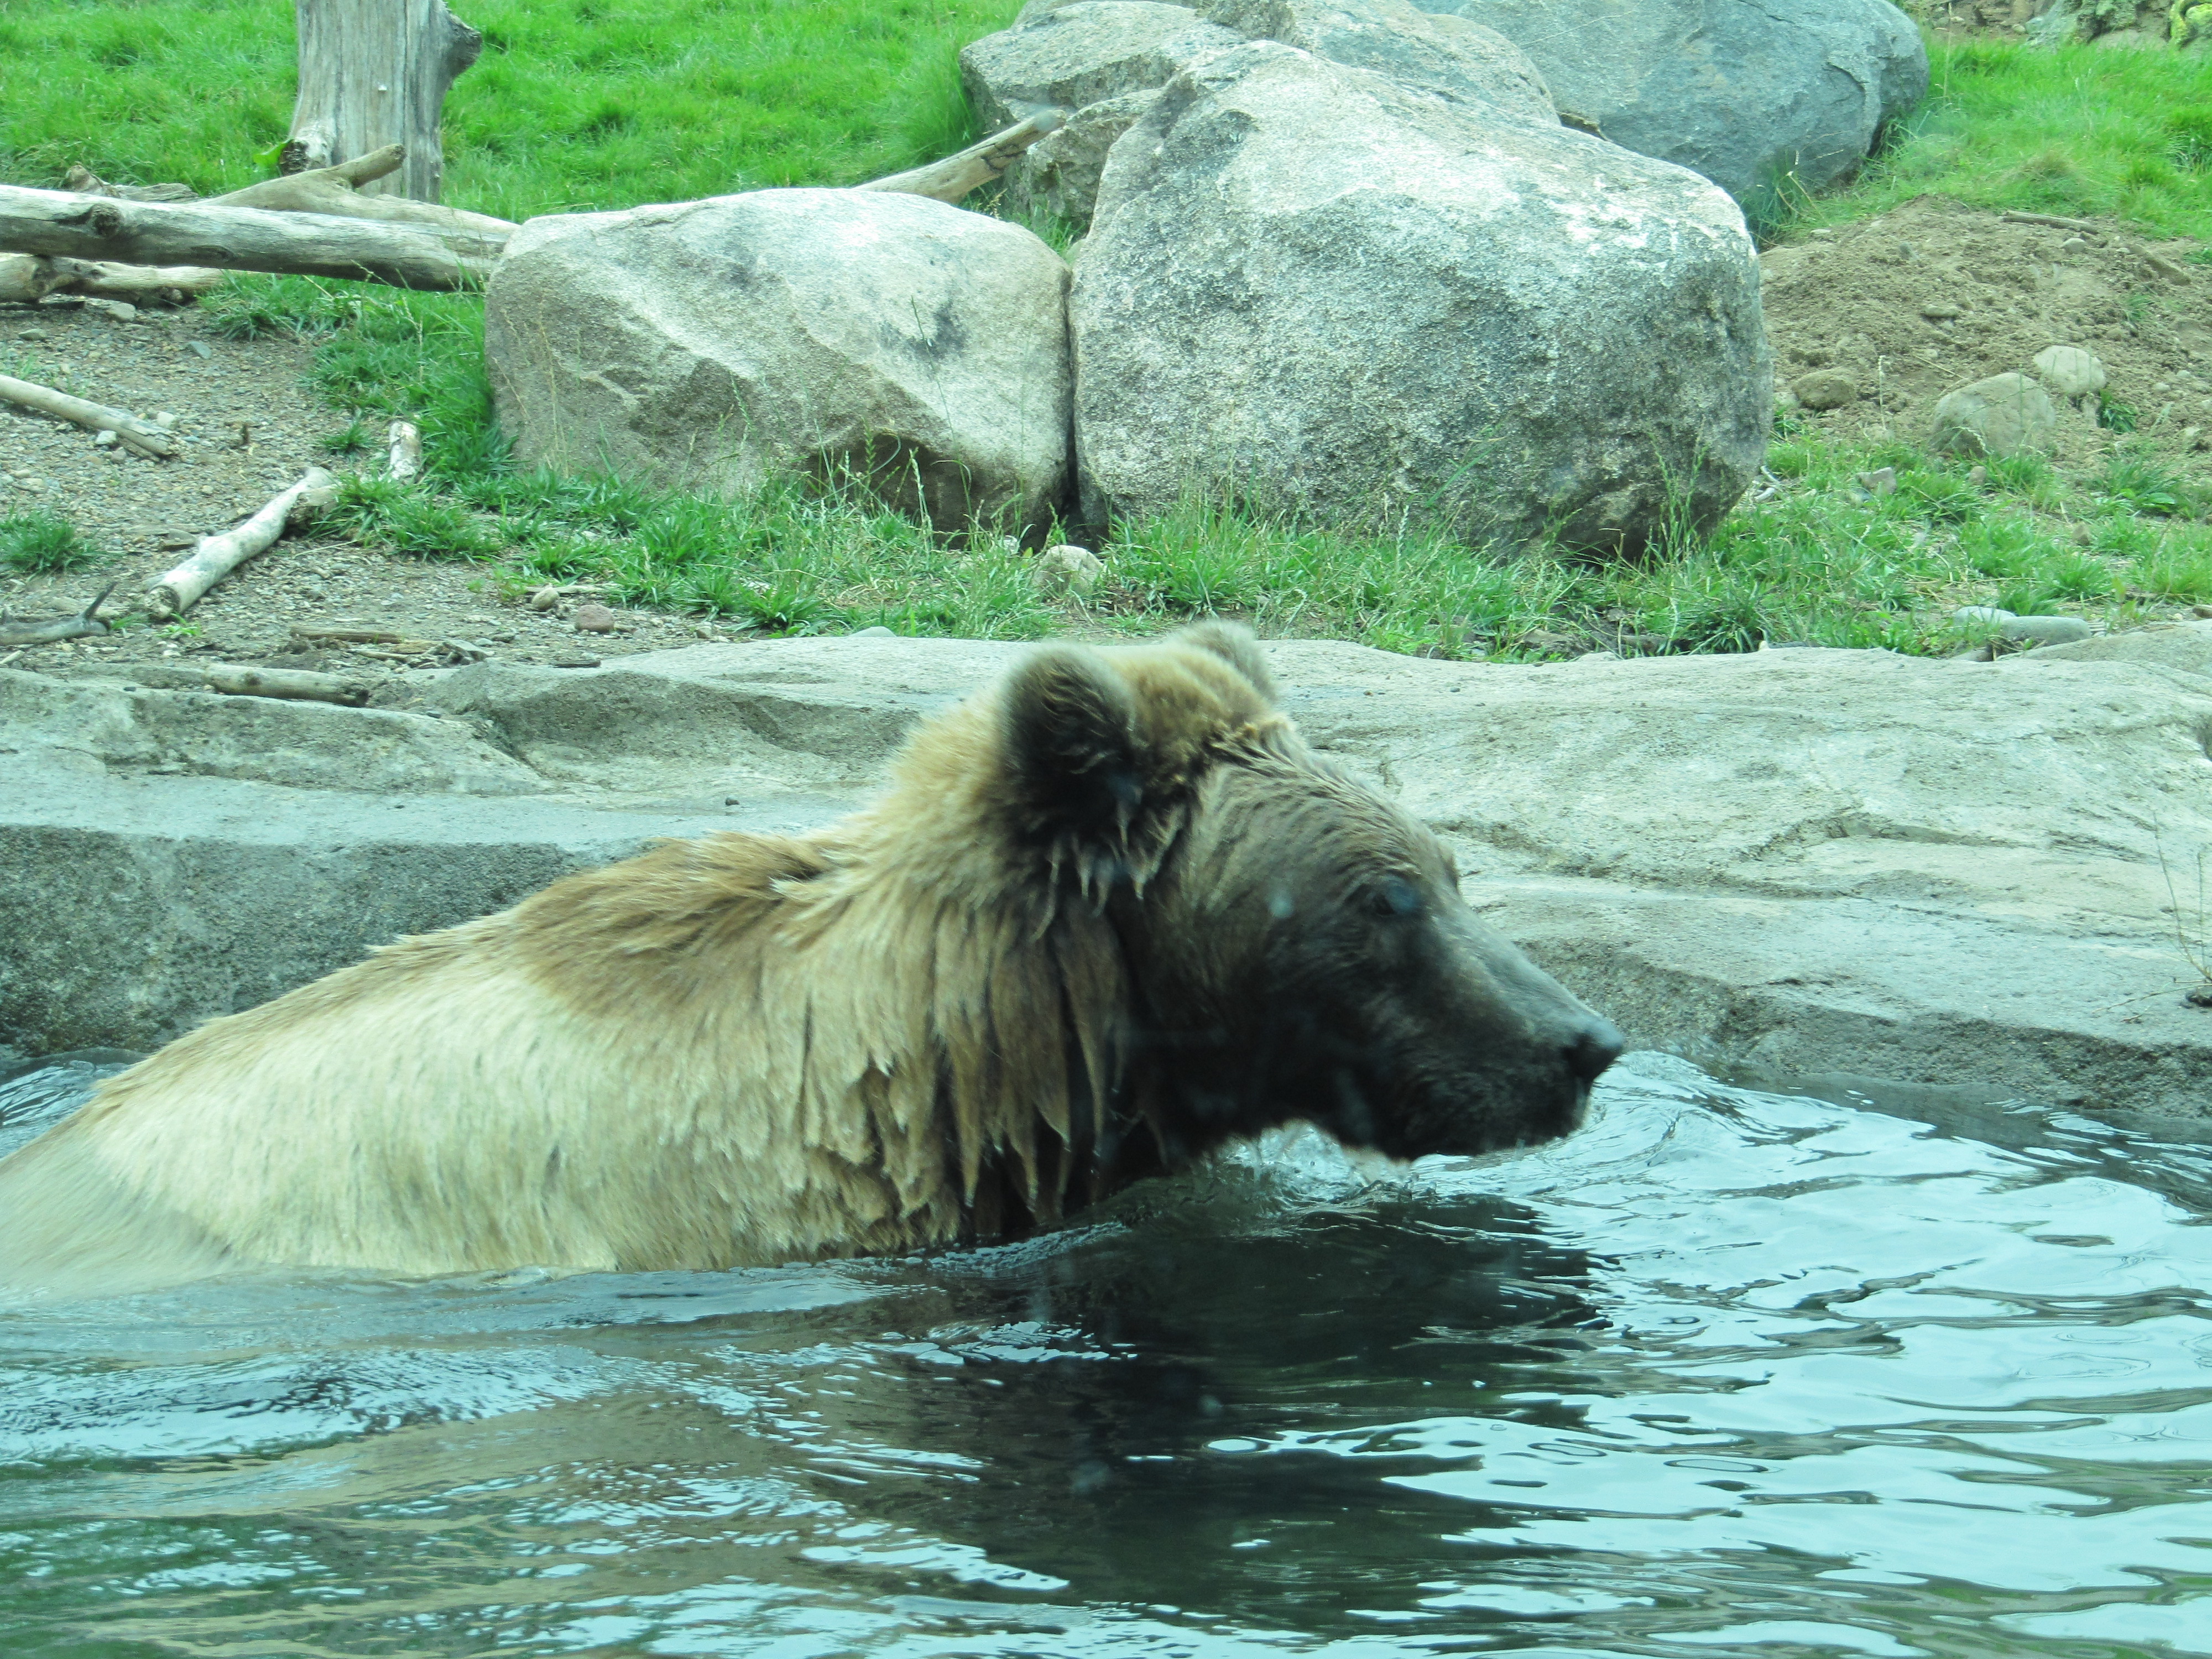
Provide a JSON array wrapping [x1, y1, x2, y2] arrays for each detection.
[[0, 373, 178, 458], [200, 664, 372, 705], [857, 110, 1064, 204], [212, 145, 518, 237], [0, 185, 499, 290], [0, 252, 222, 305], [148, 468, 340, 619], [0, 581, 119, 648]]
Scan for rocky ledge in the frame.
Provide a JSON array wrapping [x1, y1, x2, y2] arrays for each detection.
[[6, 628, 2211, 1121]]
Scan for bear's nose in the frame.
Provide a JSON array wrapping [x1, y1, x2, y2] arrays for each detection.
[[1565, 1019, 1625, 1086]]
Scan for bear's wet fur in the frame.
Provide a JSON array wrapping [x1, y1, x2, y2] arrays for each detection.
[[0, 625, 1621, 1294]]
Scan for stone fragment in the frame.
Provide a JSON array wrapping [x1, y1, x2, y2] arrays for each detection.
[[1857, 466, 1897, 495], [1929, 372, 2057, 459], [1952, 605, 2015, 627], [1417, 0, 1928, 200], [2032, 345, 2107, 401], [960, 2, 1241, 130], [1919, 300, 1961, 320], [485, 190, 1073, 538], [1031, 542, 1106, 597], [572, 604, 617, 634], [1073, 43, 1770, 553], [1003, 90, 1161, 229], [2001, 615, 2092, 646], [1792, 370, 1859, 411]]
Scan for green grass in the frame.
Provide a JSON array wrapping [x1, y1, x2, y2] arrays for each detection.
[[4, 6, 2209, 658], [1762, 34, 2212, 243], [0, 0, 1009, 211], [0, 510, 103, 575]]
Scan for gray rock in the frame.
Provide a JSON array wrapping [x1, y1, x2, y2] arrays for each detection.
[[484, 190, 1072, 536], [2001, 615, 2094, 647], [1031, 542, 1107, 596], [0, 670, 543, 797], [1951, 604, 2015, 627], [9, 637, 2212, 1119], [1416, 0, 1929, 202], [1195, 0, 1556, 120], [1792, 369, 1858, 410], [959, 2, 1241, 130], [2032, 343, 2108, 401], [1003, 89, 1162, 229], [1073, 42, 1770, 553], [1929, 372, 2059, 460]]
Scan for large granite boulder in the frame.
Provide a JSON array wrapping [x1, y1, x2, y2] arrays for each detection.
[[1073, 41, 1770, 552], [959, 2, 1242, 130], [1418, 0, 1929, 202], [1197, 0, 1555, 119], [484, 190, 1072, 536]]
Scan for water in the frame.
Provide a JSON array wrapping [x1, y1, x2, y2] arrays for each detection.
[[2, 1051, 2209, 1657]]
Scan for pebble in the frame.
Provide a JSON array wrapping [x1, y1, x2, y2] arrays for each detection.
[[1919, 300, 1962, 320], [2032, 344, 2107, 401], [572, 603, 618, 633], [1791, 369, 1859, 411], [1031, 543, 1105, 599], [1856, 466, 1897, 496]]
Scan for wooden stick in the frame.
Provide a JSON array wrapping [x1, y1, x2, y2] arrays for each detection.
[[55, 257, 225, 300], [2001, 210, 2101, 233], [0, 373, 178, 459], [0, 185, 499, 291], [212, 145, 518, 237], [148, 468, 339, 619], [858, 110, 1065, 203], [290, 625, 404, 643], [0, 581, 118, 648], [199, 664, 371, 705], [386, 419, 423, 481]]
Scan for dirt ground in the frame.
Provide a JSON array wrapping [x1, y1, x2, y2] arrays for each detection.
[[1761, 196, 2208, 463], [0, 298, 718, 681]]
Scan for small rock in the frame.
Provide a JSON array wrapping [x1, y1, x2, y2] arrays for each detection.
[[527, 586, 560, 612], [93, 430, 117, 448], [82, 297, 137, 322], [550, 654, 602, 669], [1930, 372, 2058, 459], [1857, 466, 1897, 497], [1030, 543, 1105, 599], [1791, 369, 1859, 411], [2031, 344, 2107, 401], [2003, 615, 2093, 646], [154, 411, 176, 429], [1952, 605, 2016, 627], [189, 340, 211, 359], [851, 625, 896, 638], [1919, 300, 1961, 320], [2060, 236, 2089, 252], [155, 530, 197, 550], [1809, 228, 1833, 240], [2192, 604, 2212, 619], [571, 603, 618, 634], [1966, 465, 1988, 487]]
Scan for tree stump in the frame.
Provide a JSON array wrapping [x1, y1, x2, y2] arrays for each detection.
[[284, 0, 483, 204]]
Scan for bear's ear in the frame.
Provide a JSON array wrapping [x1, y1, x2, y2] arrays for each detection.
[[1175, 621, 1277, 705], [1002, 647, 1146, 848]]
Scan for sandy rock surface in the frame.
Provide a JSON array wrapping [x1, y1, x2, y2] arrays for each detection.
[[7, 631, 2212, 1122]]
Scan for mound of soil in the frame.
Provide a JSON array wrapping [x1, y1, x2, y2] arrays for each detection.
[[1759, 196, 2210, 465]]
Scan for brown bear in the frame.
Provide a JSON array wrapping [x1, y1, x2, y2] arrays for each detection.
[[0, 625, 1620, 1295]]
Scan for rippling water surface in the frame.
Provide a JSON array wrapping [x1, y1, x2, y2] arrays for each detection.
[[2, 1052, 2209, 1657]]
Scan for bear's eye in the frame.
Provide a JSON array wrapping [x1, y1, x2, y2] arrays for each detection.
[[1367, 875, 1423, 919]]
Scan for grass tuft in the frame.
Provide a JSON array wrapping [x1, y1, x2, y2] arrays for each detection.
[[0, 510, 104, 574]]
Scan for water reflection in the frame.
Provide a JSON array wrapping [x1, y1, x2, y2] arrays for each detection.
[[1, 1053, 2207, 1656]]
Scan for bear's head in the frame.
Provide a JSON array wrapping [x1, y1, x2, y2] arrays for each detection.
[[994, 624, 1622, 1175]]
